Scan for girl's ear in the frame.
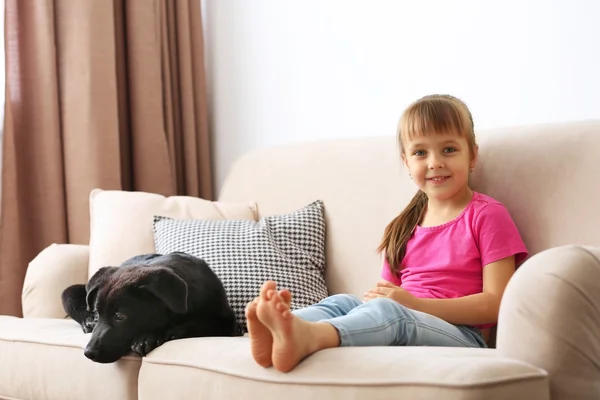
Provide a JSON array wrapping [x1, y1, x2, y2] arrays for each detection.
[[400, 153, 408, 169], [401, 154, 412, 178], [470, 144, 479, 170]]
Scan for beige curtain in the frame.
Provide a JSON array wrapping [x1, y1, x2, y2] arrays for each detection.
[[0, 0, 213, 317]]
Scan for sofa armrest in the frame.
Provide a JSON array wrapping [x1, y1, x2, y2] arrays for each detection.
[[496, 245, 600, 400], [21, 243, 90, 319]]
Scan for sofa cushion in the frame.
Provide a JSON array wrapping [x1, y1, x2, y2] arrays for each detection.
[[88, 188, 258, 277], [138, 336, 549, 400], [22, 244, 90, 319], [0, 316, 141, 400], [152, 200, 329, 333]]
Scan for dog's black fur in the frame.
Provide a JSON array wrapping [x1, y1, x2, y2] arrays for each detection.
[[61, 252, 240, 364]]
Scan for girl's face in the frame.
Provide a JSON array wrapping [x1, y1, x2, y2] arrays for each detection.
[[401, 132, 477, 203]]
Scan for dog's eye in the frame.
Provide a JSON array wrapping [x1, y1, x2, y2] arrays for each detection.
[[114, 312, 127, 322]]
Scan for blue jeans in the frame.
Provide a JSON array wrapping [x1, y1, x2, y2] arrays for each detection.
[[292, 294, 487, 348]]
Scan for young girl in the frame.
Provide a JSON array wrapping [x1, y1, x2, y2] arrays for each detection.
[[245, 94, 528, 373]]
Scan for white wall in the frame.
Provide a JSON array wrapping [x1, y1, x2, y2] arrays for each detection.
[[203, 0, 600, 193]]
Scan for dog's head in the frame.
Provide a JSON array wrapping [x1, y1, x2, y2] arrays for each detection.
[[83, 265, 188, 363]]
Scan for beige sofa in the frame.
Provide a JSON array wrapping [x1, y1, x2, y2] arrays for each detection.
[[1, 120, 599, 400]]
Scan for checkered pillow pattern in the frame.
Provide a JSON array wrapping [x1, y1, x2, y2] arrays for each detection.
[[152, 200, 329, 333]]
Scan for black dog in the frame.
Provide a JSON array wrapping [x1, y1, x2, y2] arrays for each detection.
[[61, 252, 240, 364]]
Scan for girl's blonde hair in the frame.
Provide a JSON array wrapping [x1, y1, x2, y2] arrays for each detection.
[[377, 94, 478, 278]]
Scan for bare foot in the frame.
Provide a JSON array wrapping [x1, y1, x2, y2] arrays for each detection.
[[246, 285, 292, 367], [256, 281, 340, 372]]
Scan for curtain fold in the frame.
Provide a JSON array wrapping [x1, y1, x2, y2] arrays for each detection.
[[0, 0, 213, 317]]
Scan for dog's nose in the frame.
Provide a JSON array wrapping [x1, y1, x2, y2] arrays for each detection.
[[84, 347, 99, 361]]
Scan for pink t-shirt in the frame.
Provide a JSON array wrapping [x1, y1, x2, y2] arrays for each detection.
[[381, 191, 528, 328]]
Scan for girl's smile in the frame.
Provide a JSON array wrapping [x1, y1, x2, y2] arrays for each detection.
[[425, 175, 451, 184]]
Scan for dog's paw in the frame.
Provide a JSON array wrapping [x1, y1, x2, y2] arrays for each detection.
[[131, 332, 165, 357]]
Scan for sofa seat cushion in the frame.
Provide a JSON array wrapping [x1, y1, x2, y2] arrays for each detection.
[[0, 316, 140, 400], [139, 336, 550, 400]]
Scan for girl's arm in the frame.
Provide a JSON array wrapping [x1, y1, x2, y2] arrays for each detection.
[[413, 255, 516, 325]]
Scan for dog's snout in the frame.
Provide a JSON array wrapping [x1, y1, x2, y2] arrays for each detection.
[[84, 347, 100, 361]]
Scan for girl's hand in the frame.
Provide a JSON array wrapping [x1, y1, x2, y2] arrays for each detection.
[[364, 281, 419, 310]]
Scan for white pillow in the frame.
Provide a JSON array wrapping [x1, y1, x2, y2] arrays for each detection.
[[88, 188, 257, 277]]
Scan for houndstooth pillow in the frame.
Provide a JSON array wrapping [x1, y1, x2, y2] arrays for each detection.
[[152, 200, 329, 333]]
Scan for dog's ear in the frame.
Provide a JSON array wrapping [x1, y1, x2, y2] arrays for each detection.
[[85, 266, 118, 311], [139, 267, 188, 314], [62, 284, 88, 320]]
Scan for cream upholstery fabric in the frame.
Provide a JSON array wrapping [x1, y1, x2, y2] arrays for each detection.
[[497, 245, 600, 400], [87, 189, 258, 277], [138, 337, 548, 400], [22, 244, 89, 319], [0, 317, 140, 400]]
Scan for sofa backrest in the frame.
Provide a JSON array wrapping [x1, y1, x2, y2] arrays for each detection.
[[218, 120, 600, 298]]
